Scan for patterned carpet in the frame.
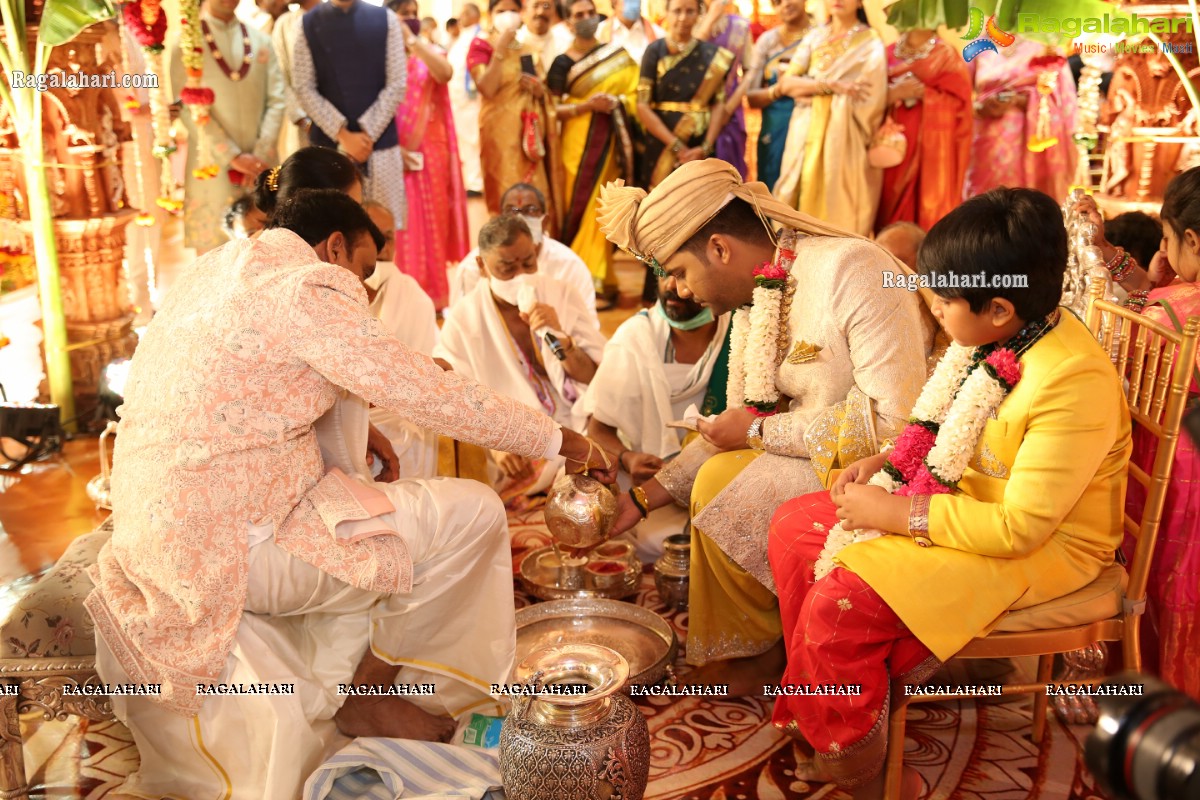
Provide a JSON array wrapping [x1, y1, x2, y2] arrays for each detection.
[[18, 506, 1114, 799]]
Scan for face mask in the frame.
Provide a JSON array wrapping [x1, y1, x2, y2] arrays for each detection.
[[655, 300, 714, 330], [489, 272, 531, 305], [519, 215, 545, 245], [493, 10, 521, 32], [622, 0, 641, 20], [403, 17, 421, 35], [573, 15, 600, 38]]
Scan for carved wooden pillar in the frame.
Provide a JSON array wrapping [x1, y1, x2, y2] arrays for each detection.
[[0, 25, 138, 424]]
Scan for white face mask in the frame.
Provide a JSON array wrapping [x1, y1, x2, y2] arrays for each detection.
[[493, 10, 521, 32], [519, 215, 545, 245], [489, 272, 532, 305]]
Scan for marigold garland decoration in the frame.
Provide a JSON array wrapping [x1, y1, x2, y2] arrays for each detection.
[[179, 0, 217, 179]]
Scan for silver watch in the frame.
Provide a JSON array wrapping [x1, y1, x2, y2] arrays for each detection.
[[746, 417, 766, 451]]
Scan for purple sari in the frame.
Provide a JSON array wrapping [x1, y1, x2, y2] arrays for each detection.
[[709, 14, 751, 178]]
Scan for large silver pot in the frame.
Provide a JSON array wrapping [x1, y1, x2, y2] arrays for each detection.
[[543, 474, 617, 551]]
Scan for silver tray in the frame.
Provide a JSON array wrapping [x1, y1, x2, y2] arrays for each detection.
[[517, 544, 640, 601], [514, 597, 678, 688]]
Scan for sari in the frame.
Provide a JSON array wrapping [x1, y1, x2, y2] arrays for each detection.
[[395, 45, 471, 309], [547, 42, 638, 293], [875, 38, 972, 232], [964, 38, 1077, 200], [468, 34, 564, 233], [706, 14, 753, 178], [774, 24, 887, 236], [636, 38, 734, 189], [1126, 283, 1200, 699], [744, 26, 805, 191]]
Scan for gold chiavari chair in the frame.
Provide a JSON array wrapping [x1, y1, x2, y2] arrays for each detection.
[[883, 281, 1200, 800]]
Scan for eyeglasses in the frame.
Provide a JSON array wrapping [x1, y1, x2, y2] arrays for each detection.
[[502, 205, 546, 217], [528, 2, 554, 11]]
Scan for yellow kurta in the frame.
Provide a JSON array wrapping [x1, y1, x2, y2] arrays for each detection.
[[839, 313, 1133, 661]]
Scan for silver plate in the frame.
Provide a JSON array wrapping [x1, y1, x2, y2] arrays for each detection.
[[514, 598, 678, 688], [518, 545, 640, 601]]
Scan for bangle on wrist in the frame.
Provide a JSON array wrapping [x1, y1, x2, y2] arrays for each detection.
[[671, 137, 684, 154], [701, 141, 714, 157], [907, 495, 932, 547], [628, 486, 649, 518], [617, 449, 631, 472]]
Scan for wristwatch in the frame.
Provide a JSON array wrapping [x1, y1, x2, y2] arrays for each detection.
[[746, 417, 766, 451]]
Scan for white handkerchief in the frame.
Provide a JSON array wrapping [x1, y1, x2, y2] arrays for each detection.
[[667, 403, 717, 432]]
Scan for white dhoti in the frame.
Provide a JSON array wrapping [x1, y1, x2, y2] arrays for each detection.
[[97, 467, 514, 799]]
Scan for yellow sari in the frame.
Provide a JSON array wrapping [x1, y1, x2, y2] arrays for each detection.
[[549, 43, 638, 292]]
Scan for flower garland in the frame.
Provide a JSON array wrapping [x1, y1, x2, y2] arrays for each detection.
[[813, 312, 1059, 580], [179, 0, 219, 180], [726, 229, 799, 415], [120, 0, 183, 219]]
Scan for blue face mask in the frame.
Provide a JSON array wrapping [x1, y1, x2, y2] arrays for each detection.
[[622, 0, 641, 20], [656, 300, 713, 330]]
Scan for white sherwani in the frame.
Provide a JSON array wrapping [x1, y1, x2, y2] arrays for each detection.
[[448, 238, 599, 331], [88, 229, 560, 798], [435, 274, 607, 493], [271, 8, 311, 160]]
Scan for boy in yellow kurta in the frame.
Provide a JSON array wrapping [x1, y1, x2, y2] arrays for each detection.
[[767, 187, 1132, 800]]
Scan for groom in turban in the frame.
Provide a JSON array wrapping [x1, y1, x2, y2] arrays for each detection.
[[598, 159, 940, 692]]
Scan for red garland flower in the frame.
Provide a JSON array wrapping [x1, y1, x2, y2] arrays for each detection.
[[1029, 54, 1065, 71], [123, 1, 167, 50], [985, 349, 1022, 389], [896, 463, 952, 496], [752, 260, 788, 288], [180, 86, 215, 105], [889, 423, 937, 481]]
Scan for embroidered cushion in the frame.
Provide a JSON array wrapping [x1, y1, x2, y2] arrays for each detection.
[[0, 520, 112, 658], [993, 563, 1127, 632]]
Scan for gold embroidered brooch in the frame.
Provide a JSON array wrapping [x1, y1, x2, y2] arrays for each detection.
[[977, 442, 1010, 479], [787, 340, 823, 365]]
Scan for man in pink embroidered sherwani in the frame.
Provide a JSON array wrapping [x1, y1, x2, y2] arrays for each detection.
[[86, 190, 614, 799]]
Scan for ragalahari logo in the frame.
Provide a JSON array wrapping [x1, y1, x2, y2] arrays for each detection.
[[962, 6, 1016, 62]]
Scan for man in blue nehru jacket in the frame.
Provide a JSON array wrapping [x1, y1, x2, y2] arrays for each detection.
[[292, 0, 407, 227]]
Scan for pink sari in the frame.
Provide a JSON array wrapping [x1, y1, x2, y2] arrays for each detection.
[[395, 49, 471, 309], [1126, 282, 1200, 699], [964, 39, 1077, 201]]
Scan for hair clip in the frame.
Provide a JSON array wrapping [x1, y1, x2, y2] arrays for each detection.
[[265, 166, 281, 192]]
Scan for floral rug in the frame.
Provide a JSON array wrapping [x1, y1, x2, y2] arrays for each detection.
[[19, 507, 1113, 799]]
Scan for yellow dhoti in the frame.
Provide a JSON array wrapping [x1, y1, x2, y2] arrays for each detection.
[[685, 449, 782, 666]]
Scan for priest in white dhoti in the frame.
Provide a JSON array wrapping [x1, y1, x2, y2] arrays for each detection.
[[87, 190, 616, 800], [435, 214, 608, 497], [170, 0, 286, 254], [363, 201, 441, 479], [448, 183, 599, 329], [583, 276, 731, 561]]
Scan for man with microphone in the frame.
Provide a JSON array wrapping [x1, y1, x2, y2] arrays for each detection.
[[436, 214, 608, 498]]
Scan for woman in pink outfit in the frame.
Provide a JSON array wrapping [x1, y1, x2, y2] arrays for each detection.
[[390, 0, 471, 309]]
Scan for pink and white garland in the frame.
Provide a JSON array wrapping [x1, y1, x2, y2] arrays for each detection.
[[813, 343, 1023, 579], [726, 230, 799, 415]]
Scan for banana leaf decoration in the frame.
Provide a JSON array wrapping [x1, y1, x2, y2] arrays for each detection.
[[885, 0, 970, 33], [38, 0, 116, 46]]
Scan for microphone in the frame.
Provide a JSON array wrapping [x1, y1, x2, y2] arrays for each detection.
[[518, 282, 569, 361]]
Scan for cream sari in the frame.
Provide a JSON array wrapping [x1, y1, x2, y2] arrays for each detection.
[[773, 25, 887, 236]]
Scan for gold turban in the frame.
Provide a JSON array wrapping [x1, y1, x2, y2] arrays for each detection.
[[596, 159, 861, 269]]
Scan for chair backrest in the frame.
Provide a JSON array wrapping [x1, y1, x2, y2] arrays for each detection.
[[1085, 281, 1200, 608]]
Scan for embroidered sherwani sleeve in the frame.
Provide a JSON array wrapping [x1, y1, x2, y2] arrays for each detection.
[[291, 25, 349, 140], [358, 12, 408, 142], [272, 15, 307, 124], [289, 267, 556, 458], [654, 436, 720, 506], [254, 37, 287, 161], [929, 354, 1125, 557]]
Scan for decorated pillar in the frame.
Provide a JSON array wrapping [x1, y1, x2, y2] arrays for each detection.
[[0, 26, 139, 422]]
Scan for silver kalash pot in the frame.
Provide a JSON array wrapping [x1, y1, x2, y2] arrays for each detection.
[[543, 474, 618, 551], [653, 533, 691, 611], [499, 644, 649, 800]]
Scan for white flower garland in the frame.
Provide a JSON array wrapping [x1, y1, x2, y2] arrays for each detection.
[[726, 306, 751, 411]]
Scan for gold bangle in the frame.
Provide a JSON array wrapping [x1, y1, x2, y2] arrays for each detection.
[[907, 495, 932, 548], [629, 486, 649, 518]]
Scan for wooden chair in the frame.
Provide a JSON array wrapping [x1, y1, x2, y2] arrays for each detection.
[[883, 283, 1200, 799]]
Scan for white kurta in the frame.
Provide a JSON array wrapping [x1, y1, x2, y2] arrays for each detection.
[[448, 238, 599, 331], [595, 16, 664, 64], [447, 23, 483, 193], [435, 275, 607, 493], [365, 261, 440, 479]]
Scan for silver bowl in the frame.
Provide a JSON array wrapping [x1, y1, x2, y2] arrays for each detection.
[[544, 474, 617, 551]]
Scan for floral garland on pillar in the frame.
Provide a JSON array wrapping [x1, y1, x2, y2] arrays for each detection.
[[179, 0, 219, 179], [812, 311, 1060, 580], [121, 0, 184, 218], [726, 228, 799, 415]]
